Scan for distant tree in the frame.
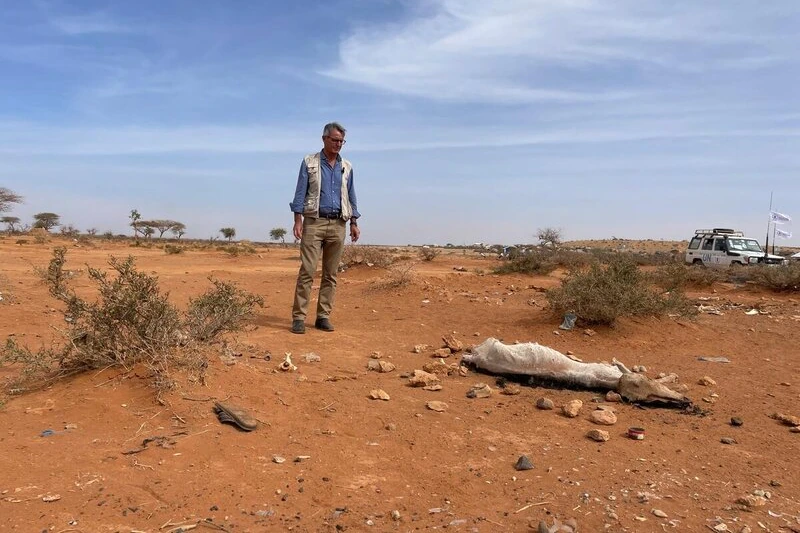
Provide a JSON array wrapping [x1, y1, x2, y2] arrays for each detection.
[[537, 227, 563, 248], [220, 227, 236, 242], [140, 219, 183, 239], [1, 216, 20, 233], [143, 226, 155, 239], [170, 222, 186, 240], [129, 209, 142, 240], [33, 212, 60, 232], [0, 187, 23, 213], [60, 224, 79, 237], [270, 227, 287, 244], [86, 228, 97, 236]]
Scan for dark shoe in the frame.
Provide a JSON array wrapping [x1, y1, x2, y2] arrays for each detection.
[[314, 317, 335, 332], [291, 320, 306, 334], [213, 402, 258, 431]]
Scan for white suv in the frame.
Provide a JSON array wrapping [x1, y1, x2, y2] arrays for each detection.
[[685, 228, 787, 267]]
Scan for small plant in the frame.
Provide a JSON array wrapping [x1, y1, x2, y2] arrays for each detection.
[[419, 247, 440, 262], [369, 263, 416, 290], [0, 248, 264, 395], [546, 257, 693, 326], [340, 245, 395, 268], [164, 244, 184, 255], [495, 250, 559, 275], [747, 262, 800, 292], [651, 262, 725, 290]]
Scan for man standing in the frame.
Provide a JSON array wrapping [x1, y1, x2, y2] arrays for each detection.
[[289, 122, 360, 334]]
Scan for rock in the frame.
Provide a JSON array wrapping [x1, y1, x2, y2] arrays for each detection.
[[272, 456, 286, 464], [562, 399, 583, 418], [466, 383, 492, 399], [412, 344, 429, 354], [367, 360, 396, 373], [422, 360, 458, 375], [536, 397, 554, 410], [584, 329, 596, 337], [605, 391, 622, 403], [458, 365, 468, 377], [408, 370, 440, 387], [514, 455, 534, 471], [791, 427, 800, 433], [369, 351, 382, 359], [632, 365, 647, 373], [426, 401, 448, 412], [500, 383, 521, 395], [736, 494, 767, 508], [587, 429, 610, 442], [42, 494, 61, 502], [422, 384, 443, 391], [730, 417, 744, 427], [369, 389, 390, 401], [771, 412, 800, 426], [720, 437, 737, 445], [698, 376, 717, 386], [652, 509, 668, 518], [302, 352, 321, 363], [432, 348, 452, 358], [391, 510, 401, 521], [655, 373, 678, 383], [442, 334, 464, 352], [294, 455, 311, 462], [589, 409, 617, 425]]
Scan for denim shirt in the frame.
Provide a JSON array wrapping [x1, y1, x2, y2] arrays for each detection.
[[290, 151, 360, 218]]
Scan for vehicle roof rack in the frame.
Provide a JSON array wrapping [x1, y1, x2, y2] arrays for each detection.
[[694, 228, 744, 237]]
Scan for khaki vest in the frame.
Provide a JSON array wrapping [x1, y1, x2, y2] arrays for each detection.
[[301, 152, 353, 220]]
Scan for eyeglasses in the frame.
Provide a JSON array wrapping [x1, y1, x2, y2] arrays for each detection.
[[325, 137, 346, 145]]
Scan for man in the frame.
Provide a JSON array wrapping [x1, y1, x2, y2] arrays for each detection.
[[289, 122, 360, 334]]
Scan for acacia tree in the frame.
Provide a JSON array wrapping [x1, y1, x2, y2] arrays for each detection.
[[270, 227, 287, 244], [537, 227, 563, 248], [143, 226, 155, 239], [33, 212, 60, 232], [170, 222, 186, 239], [130, 209, 142, 240], [220, 227, 236, 242], [140, 219, 183, 239], [2, 216, 21, 233], [0, 187, 23, 213]]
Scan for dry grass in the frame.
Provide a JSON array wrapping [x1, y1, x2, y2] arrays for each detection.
[[0, 248, 263, 395], [368, 263, 417, 291], [340, 245, 396, 268]]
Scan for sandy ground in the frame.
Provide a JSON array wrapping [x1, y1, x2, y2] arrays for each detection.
[[1, 237, 799, 532]]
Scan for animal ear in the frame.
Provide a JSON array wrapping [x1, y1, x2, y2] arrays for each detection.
[[613, 359, 631, 374]]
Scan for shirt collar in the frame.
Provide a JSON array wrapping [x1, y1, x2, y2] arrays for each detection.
[[320, 150, 341, 164]]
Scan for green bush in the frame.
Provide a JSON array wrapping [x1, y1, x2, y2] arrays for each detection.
[[546, 257, 693, 326], [495, 250, 559, 275], [746, 262, 800, 292]]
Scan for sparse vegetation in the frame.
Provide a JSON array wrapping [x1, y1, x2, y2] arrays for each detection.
[[0, 248, 264, 395], [495, 250, 560, 275], [218, 243, 256, 256], [32, 212, 60, 232], [339, 245, 395, 268], [746, 263, 800, 292], [419, 247, 440, 261], [2, 216, 21, 233], [650, 262, 726, 290], [164, 244, 185, 255], [220, 227, 236, 242], [0, 187, 23, 213], [546, 256, 693, 326], [270, 227, 287, 244], [537, 227, 563, 248], [369, 263, 416, 290]]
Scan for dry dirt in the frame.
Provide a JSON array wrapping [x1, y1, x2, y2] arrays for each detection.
[[1, 238, 799, 532]]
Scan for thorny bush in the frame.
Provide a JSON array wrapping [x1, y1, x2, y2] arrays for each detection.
[[546, 256, 693, 326], [1, 248, 263, 395]]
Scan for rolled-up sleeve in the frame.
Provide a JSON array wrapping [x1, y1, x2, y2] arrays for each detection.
[[289, 160, 309, 213], [348, 169, 360, 219]]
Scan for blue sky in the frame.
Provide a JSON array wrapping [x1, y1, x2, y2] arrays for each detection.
[[1, 0, 799, 246]]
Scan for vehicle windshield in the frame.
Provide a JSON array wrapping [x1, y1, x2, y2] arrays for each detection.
[[727, 238, 763, 252]]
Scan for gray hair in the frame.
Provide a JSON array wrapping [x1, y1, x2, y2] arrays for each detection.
[[323, 122, 346, 137]]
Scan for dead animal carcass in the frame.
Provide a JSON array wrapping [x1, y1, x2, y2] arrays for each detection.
[[461, 338, 689, 407]]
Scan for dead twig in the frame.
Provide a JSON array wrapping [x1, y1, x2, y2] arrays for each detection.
[[514, 501, 552, 513], [317, 402, 335, 411]]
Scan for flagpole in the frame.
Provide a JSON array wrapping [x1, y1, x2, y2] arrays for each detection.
[[772, 223, 776, 254], [765, 191, 773, 261]]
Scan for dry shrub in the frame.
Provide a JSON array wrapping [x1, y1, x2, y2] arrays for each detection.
[[419, 247, 440, 262], [745, 262, 800, 292], [546, 257, 693, 326], [340, 245, 395, 268], [651, 262, 726, 290], [494, 250, 560, 275], [30, 228, 50, 244], [164, 244, 184, 255], [369, 263, 416, 290], [0, 248, 263, 395], [218, 243, 256, 256]]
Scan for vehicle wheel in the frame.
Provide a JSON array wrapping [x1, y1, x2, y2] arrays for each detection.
[[731, 261, 742, 266], [692, 259, 703, 266]]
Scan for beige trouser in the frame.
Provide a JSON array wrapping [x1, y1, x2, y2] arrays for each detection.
[[292, 216, 347, 321]]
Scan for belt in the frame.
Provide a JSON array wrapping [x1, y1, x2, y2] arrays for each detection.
[[318, 211, 341, 219]]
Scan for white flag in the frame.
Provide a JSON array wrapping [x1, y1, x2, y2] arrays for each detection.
[[776, 228, 792, 239], [770, 210, 791, 224]]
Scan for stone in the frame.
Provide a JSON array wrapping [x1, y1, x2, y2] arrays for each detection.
[[408, 370, 440, 387], [584, 329, 596, 337], [589, 409, 617, 425], [605, 391, 622, 403], [272, 456, 286, 464], [536, 397, 554, 410], [369, 389, 390, 401], [514, 455, 534, 471], [720, 437, 737, 445], [302, 352, 321, 363], [426, 401, 448, 412], [587, 429, 610, 442], [736, 494, 767, 508], [365, 359, 394, 373], [698, 376, 717, 386], [771, 413, 800, 427], [652, 509, 668, 518], [730, 417, 744, 427], [369, 351, 382, 359], [432, 347, 452, 358], [442, 334, 464, 352], [391, 510, 401, 521], [466, 383, 493, 399], [500, 383, 521, 395], [632, 365, 647, 373], [412, 344, 429, 354], [42, 494, 61, 502], [562, 399, 583, 418], [422, 384, 443, 391]]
